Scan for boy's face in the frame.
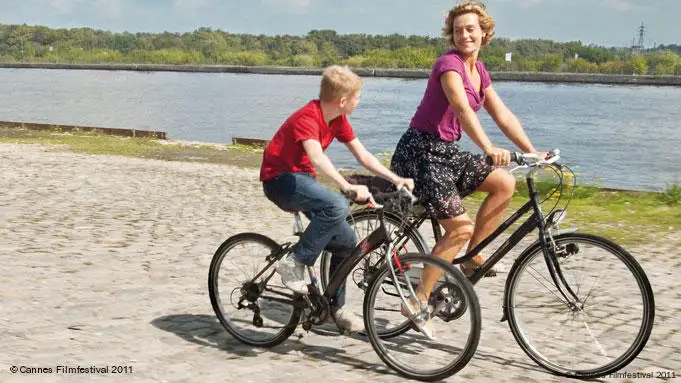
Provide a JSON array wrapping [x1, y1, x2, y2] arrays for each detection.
[[340, 90, 361, 115]]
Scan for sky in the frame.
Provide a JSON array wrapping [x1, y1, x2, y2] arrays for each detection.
[[1, 0, 679, 47]]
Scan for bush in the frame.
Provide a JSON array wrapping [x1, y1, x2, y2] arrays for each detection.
[[631, 56, 648, 75], [659, 184, 681, 206], [218, 51, 269, 66], [567, 58, 599, 73]]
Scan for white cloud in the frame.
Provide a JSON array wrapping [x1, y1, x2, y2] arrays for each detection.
[[48, 0, 82, 13], [601, 0, 648, 11], [494, 0, 545, 8], [174, 0, 211, 11], [45, 0, 124, 18], [96, 0, 123, 18], [261, 0, 312, 13]]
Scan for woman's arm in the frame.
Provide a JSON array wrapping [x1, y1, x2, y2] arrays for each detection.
[[483, 86, 537, 153], [440, 71, 510, 165]]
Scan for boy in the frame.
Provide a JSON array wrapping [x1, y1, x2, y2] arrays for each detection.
[[260, 65, 414, 334]]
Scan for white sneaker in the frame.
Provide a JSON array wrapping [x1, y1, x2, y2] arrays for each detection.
[[276, 254, 308, 294], [332, 307, 365, 334], [401, 297, 436, 340]]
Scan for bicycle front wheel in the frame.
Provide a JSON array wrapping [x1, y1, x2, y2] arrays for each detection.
[[505, 233, 655, 378], [363, 254, 481, 381], [208, 233, 301, 347]]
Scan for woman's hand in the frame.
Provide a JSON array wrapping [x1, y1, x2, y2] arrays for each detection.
[[531, 150, 550, 160], [484, 146, 511, 166]]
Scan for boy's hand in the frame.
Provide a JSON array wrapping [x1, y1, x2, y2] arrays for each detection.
[[345, 184, 372, 202], [394, 177, 414, 192]]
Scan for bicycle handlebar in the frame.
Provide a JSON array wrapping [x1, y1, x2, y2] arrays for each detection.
[[485, 149, 561, 167]]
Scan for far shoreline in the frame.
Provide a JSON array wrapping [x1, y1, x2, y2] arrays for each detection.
[[2, 62, 681, 87]]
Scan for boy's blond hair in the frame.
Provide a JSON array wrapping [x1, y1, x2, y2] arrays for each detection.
[[319, 65, 363, 101]]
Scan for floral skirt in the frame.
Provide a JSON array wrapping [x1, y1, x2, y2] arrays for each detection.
[[390, 128, 494, 220]]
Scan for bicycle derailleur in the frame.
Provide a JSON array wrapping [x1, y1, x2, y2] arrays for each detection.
[[232, 281, 265, 327]]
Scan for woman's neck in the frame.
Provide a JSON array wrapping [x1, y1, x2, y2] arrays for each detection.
[[455, 50, 479, 72]]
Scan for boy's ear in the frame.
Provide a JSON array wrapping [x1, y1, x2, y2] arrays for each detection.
[[337, 96, 347, 108]]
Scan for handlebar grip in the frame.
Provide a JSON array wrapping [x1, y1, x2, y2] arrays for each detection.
[[485, 152, 522, 166]]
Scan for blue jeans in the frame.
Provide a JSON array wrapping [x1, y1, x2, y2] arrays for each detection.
[[263, 172, 356, 307]]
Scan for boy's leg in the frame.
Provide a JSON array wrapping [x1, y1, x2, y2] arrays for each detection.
[[263, 173, 350, 293], [325, 221, 366, 333], [325, 221, 357, 308]]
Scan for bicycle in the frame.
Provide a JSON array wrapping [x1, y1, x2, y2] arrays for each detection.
[[319, 149, 655, 379], [208, 189, 482, 381]]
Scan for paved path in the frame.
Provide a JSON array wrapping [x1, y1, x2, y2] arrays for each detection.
[[0, 143, 678, 382]]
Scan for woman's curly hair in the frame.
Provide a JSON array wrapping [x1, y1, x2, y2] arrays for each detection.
[[442, 1, 496, 46]]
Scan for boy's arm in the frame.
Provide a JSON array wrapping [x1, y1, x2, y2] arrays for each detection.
[[302, 139, 372, 200], [345, 138, 414, 191]]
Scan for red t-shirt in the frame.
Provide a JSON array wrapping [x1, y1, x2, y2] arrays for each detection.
[[260, 100, 356, 181]]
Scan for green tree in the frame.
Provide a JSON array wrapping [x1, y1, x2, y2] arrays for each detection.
[[631, 55, 648, 75], [539, 53, 562, 72], [645, 51, 681, 75]]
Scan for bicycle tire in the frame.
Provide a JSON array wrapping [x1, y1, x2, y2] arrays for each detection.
[[208, 232, 301, 347], [363, 253, 481, 381], [505, 232, 655, 378]]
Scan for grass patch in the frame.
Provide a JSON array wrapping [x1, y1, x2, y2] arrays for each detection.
[[0, 126, 263, 168], [2, 125, 679, 247]]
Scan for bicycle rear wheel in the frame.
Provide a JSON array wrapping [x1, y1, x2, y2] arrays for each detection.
[[505, 233, 655, 378], [208, 233, 301, 347], [363, 254, 481, 381]]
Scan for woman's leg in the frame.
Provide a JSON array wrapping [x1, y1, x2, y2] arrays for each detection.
[[416, 215, 474, 300], [462, 169, 516, 273]]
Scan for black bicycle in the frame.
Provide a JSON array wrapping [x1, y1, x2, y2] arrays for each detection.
[[208, 189, 481, 381], [319, 149, 655, 379]]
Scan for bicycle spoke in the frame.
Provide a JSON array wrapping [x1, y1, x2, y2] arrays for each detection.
[[507, 234, 654, 378], [208, 234, 300, 347], [364, 255, 481, 381]]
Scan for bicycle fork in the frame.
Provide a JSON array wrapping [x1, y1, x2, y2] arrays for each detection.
[[384, 242, 428, 321]]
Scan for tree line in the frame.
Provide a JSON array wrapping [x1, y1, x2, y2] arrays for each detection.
[[1, 24, 680, 75]]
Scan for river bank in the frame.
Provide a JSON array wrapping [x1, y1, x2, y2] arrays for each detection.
[[1, 126, 679, 247], [2, 62, 681, 86]]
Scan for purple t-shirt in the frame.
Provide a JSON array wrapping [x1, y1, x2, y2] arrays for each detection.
[[410, 50, 492, 142]]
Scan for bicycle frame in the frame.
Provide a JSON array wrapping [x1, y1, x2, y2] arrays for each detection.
[[388, 166, 582, 305], [245, 205, 396, 311], [323, 207, 393, 303]]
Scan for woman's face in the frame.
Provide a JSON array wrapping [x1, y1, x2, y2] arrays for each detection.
[[452, 12, 484, 56]]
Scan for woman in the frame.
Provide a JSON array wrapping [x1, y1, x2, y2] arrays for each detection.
[[391, 1, 545, 337]]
